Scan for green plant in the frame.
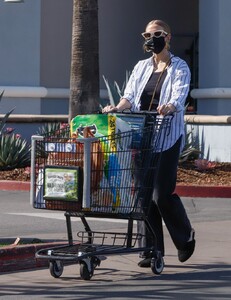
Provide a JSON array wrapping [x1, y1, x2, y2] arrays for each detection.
[[0, 133, 31, 170], [36, 122, 69, 138], [179, 129, 201, 163], [35, 122, 70, 159], [0, 91, 14, 136], [102, 71, 131, 107], [0, 91, 31, 170]]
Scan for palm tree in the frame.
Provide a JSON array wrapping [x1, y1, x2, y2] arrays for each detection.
[[69, 0, 99, 121]]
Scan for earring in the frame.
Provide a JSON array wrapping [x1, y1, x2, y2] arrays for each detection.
[[165, 41, 170, 50]]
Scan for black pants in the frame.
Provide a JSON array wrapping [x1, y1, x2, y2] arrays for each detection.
[[137, 136, 192, 257]]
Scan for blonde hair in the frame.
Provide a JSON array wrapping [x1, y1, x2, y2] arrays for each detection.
[[145, 19, 171, 34]]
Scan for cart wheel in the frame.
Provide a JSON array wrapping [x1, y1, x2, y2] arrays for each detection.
[[92, 256, 101, 269], [49, 260, 64, 278], [80, 262, 93, 280], [150, 256, 164, 275]]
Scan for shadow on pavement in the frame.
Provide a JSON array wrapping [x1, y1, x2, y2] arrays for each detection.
[[0, 262, 230, 299]]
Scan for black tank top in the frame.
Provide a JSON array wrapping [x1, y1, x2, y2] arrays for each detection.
[[140, 69, 167, 111]]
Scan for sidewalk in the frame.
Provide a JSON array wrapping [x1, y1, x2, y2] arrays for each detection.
[[1, 192, 231, 274], [0, 184, 231, 300], [1, 217, 231, 299]]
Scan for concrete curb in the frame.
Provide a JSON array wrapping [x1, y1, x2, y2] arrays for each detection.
[[0, 241, 67, 273], [175, 185, 231, 198], [0, 180, 30, 191]]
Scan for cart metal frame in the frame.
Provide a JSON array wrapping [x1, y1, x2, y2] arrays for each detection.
[[30, 112, 172, 280]]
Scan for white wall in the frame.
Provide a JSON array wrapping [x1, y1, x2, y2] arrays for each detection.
[[187, 123, 231, 162]]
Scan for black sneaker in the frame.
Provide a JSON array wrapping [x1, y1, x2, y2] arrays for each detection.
[[178, 229, 196, 263], [138, 257, 152, 268]]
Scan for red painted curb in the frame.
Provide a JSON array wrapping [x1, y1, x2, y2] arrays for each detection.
[[175, 185, 231, 198], [0, 180, 30, 191], [0, 242, 67, 272], [0, 180, 231, 198]]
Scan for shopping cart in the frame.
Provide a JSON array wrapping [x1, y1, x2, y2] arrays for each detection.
[[30, 112, 172, 280]]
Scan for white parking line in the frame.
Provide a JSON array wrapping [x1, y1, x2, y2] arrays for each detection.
[[7, 212, 129, 223]]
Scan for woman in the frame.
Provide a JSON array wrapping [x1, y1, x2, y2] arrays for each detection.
[[102, 19, 195, 267]]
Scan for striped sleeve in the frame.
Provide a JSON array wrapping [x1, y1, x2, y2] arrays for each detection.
[[168, 60, 191, 112]]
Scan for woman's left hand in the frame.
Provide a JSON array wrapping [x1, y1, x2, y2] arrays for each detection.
[[157, 103, 176, 116]]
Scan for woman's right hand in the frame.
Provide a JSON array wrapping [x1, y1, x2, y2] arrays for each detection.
[[102, 98, 131, 113], [102, 105, 118, 113]]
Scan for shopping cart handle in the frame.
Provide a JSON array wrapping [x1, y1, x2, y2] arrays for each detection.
[[119, 109, 174, 117], [119, 109, 157, 115]]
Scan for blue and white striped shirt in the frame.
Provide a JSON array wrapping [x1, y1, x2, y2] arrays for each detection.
[[122, 53, 191, 151]]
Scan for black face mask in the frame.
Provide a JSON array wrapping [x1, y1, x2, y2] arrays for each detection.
[[144, 36, 166, 54]]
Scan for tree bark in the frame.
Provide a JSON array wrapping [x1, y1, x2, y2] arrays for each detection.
[[69, 0, 99, 121]]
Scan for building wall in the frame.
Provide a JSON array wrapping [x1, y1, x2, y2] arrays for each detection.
[[0, 1, 41, 86], [187, 123, 231, 162], [1, 0, 230, 162], [0, 0, 41, 114], [198, 0, 231, 115], [0, 0, 198, 115], [98, 0, 198, 87], [39, 0, 72, 114]]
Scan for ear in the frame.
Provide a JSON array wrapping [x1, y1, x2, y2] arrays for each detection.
[[165, 33, 171, 43]]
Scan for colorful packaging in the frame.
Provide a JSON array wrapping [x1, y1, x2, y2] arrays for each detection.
[[70, 114, 133, 213], [43, 166, 81, 201], [70, 114, 130, 147]]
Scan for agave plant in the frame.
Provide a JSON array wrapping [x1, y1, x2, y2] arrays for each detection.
[[36, 122, 69, 138], [0, 90, 31, 170], [179, 129, 201, 163], [102, 71, 131, 107], [0, 91, 15, 137], [35, 122, 70, 159], [0, 133, 31, 170]]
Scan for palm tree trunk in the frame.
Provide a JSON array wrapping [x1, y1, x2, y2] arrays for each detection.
[[69, 0, 99, 121]]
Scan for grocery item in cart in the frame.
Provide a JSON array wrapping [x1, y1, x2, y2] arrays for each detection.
[[70, 114, 131, 142], [70, 114, 133, 212], [47, 126, 104, 192], [43, 166, 81, 201]]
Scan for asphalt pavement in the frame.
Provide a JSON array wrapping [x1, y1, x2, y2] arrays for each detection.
[[0, 190, 231, 299]]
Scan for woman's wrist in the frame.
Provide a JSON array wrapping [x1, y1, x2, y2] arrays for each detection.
[[167, 103, 176, 113], [117, 98, 131, 111]]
